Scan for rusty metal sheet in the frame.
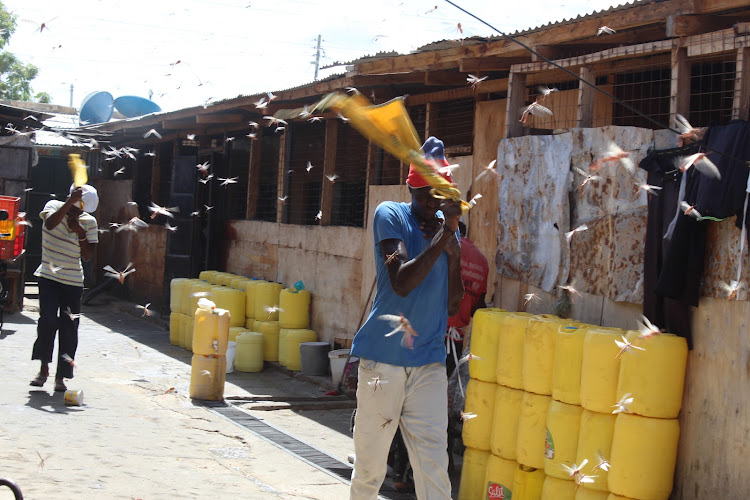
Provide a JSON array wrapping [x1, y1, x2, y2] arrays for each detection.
[[570, 126, 652, 226], [568, 215, 612, 297], [702, 218, 749, 301], [609, 210, 647, 303], [497, 133, 572, 293]]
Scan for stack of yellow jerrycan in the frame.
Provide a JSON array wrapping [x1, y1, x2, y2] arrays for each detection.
[[190, 297, 230, 400], [458, 309, 688, 500], [278, 281, 316, 370]]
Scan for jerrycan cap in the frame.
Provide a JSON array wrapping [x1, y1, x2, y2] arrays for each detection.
[[293, 280, 305, 292]]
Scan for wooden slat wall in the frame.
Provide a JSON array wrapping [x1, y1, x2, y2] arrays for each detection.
[[469, 99, 506, 303]]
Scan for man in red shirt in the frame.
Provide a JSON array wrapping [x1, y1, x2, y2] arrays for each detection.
[[446, 221, 489, 376]]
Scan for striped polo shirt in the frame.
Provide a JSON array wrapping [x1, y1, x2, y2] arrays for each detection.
[[33, 200, 99, 287]]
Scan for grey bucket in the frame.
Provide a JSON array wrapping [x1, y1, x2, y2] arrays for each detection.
[[300, 342, 331, 376]]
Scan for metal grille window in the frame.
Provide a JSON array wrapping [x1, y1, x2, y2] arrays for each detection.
[[254, 133, 279, 222], [612, 68, 671, 129], [227, 136, 250, 220], [690, 57, 736, 127], [331, 122, 368, 227], [284, 122, 324, 225], [428, 98, 475, 153]]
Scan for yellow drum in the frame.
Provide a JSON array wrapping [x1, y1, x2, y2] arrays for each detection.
[[577, 409, 616, 492], [545, 400, 583, 479], [169, 312, 181, 345], [254, 320, 281, 361], [468, 308, 507, 383], [462, 379, 497, 451], [284, 329, 318, 371], [228, 327, 248, 342], [609, 413, 680, 500], [457, 447, 490, 500], [193, 305, 230, 356], [523, 314, 565, 395], [279, 288, 311, 329], [516, 392, 551, 469], [581, 327, 625, 413], [490, 384, 524, 460], [542, 476, 576, 500], [212, 286, 246, 327], [170, 278, 190, 313], [255, 281, 283, 321], [484, 454, 516, 500], [553, 325, 588, 405], [496, 313, 532, 389], [512, 464, 545, 500], [616, 333, 688, 419], [189, 354, 226, 400], [234, 332, 264, 373]]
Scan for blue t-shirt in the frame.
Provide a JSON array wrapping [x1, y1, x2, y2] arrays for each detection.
[[351, 201, 457, 367]]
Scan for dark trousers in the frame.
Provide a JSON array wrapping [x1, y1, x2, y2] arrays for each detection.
[[31, 277, 83, 379]]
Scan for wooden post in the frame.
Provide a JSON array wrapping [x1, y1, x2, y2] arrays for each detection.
[[733, 47, 750, 120], [505, 71, 527, 138], [363, 140, 376, 223], [577, 66, 595, 128], [320, 118, 338, 226], [670, 46, 691, 128], [276, 130, 288, 224], [245, 129, 262, 219]]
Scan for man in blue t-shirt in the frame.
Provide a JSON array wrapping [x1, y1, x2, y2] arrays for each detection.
[[349, 137, 464, 500]]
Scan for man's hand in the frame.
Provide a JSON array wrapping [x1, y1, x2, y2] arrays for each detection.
[[68, 187, 83, 206], [420, 215, 442, 239], [440, 199, 462, 233]]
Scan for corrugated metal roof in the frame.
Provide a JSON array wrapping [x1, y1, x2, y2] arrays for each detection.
[[33, 129, 89, 148]]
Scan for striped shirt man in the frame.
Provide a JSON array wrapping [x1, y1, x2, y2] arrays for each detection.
[[34, 200, 99, 287]]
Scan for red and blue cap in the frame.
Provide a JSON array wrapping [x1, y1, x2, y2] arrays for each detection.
[[407, 136, 453, 188]]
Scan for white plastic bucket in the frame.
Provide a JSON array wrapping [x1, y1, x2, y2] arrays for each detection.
[[226, 341, 237, 373], [329, 349, 357, 386]]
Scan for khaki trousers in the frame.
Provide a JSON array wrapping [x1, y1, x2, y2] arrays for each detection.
[[349, 359, 451, 500]]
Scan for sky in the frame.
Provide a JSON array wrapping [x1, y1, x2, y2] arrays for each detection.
[[5, 0, 624, 113]]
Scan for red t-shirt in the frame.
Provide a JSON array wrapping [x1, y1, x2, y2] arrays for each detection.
[[447, 236, 489, 329]]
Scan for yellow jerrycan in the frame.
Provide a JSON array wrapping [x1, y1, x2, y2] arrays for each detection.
[[457, 447, 490, 500], [608, 413, 679, 500], [279, 288, 311, 329], [189, 354, 226, 400], [211, 286, 246, 327], [243, 279, 265, 320], [255, 281, 283, 321], [522, 314, 566, 395], [254, 321, 281, 361], [490, 384, 524, 460], [169, 312, 181, 345], [616, 333, 688, 419], [469, 308, 507, 383], [552, 325, 589, 405], [170, 278, 190, 314], [542, 476, 576, 500], [185, 281, 214, 317], [496, 313, 532, 389], [512, 464, 545, 500], [576, 488, 611, 500], [484, 454, 516, 500], [284, 329, 318, 371], [544, 400, 583, 479], [580, 327, 625, 413], [228, 327, 248, 342], [516, 392, 551, 469], [192, 299, 230, 356], [198, 270, 215, 282], [462, 378, 497, 451], [576, 409, 616, 492]]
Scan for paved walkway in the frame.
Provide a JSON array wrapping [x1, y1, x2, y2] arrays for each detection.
[[0, 290, 357, 499]]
